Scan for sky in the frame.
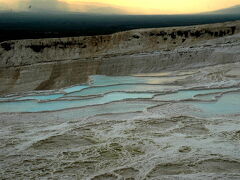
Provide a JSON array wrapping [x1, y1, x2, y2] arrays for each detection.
[[0, 0, 239, 14]]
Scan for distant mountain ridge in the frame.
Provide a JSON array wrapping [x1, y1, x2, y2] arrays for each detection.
[[207, 5, 240, 14]]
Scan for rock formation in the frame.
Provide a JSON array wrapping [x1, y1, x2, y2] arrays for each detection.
[[0, 20, 240, 95]]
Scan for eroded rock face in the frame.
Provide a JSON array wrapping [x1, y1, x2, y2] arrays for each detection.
[[0, 21, 240, 95]]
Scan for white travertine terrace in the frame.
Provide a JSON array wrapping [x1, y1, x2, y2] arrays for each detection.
[[1, 21, 240, 179], [0, 21, 240, 95], [1, 62, 240, 179]]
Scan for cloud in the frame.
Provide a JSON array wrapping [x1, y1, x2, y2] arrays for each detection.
[[0, 0, 20, 11], [69, 2, 127, 14], [0, 0, 126, 14], [0, 4, 7, 11], [85, 7, 126, 14], [18, 0, 69, 12]]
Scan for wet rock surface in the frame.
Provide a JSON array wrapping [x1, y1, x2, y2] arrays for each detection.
[[0, 62, 240, 179]]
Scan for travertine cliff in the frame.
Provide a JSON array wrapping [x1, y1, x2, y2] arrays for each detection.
[[0, 21, 240, 95]]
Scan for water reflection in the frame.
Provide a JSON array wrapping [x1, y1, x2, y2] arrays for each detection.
[[0, 92, 154, 113], [0, 74, 239, 117], [188, 92, 240, 117]]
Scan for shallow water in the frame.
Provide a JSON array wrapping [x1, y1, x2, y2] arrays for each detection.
[[16, 94, 64, 101], [0, 92, 154, 113], [154, 88, 239, 101], [67, 84, 180, 97], [90, 75, 185, 86], [63, 85, 89, 93], [0, 75, 239, 115], [1, 64, 240, 179], [189, 92, 240, 117]]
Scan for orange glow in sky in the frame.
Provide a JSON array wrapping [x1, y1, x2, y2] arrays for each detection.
[[66, 0, 240, 14], [0, 0, 239, 14]]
